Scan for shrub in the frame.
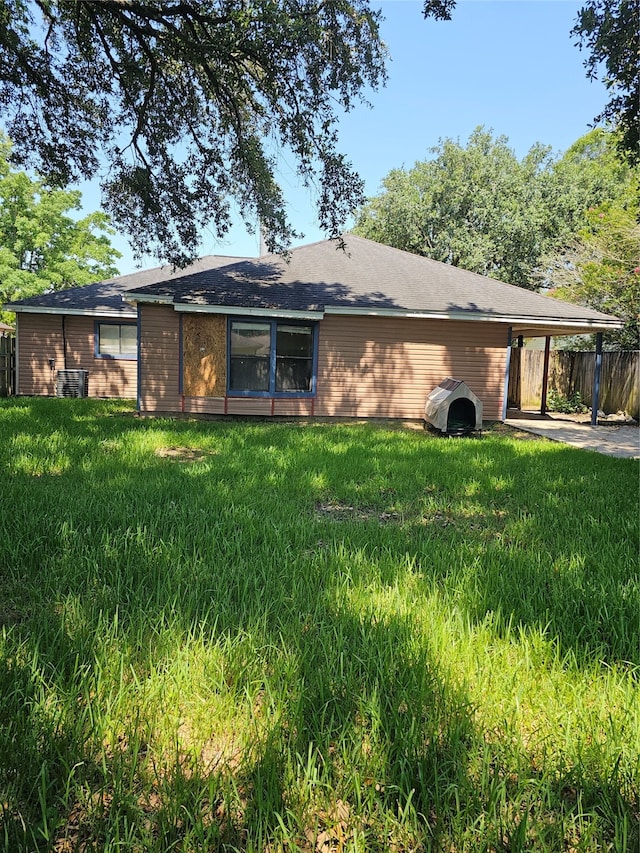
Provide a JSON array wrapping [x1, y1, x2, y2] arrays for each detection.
[[547, 388, 589, 413]]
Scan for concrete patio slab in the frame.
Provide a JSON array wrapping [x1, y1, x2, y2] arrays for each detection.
[[505, 412, 639, 459]]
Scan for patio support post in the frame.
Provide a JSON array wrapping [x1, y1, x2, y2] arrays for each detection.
[[502, 326, 513, 421], [591, 332, 603, 426], [540, 336, 551, 415]]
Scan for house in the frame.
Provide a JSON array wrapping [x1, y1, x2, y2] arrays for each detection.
[[6, 255, 246, 398], [122, 235, 621, 422], [6, 235, 621, 420]]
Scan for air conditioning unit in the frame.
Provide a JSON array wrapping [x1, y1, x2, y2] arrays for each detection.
[[56, 369, 88, 398]]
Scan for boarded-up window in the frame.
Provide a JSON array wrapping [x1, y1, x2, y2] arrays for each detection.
[[182, 314, 226, 397]]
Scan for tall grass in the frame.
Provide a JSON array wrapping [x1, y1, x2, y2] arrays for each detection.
[[0, 398, 638, 851]]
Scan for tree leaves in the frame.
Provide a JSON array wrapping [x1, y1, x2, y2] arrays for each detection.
[[543, 200, 640, 349], [354, 128, 558, 289], [353, 128, 639, 349], [0, 136, 121, 321], [571, 0, 640, 165], [0, 0, 388, 265]]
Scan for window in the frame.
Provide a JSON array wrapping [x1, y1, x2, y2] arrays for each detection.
[[229, 319, 316, 395], [229, 321, 271, 391], [275, 325, 314, 392], [96, 323, 137, 359]]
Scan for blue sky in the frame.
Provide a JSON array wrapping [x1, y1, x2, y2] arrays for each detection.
[[83, 0, 610, 274]]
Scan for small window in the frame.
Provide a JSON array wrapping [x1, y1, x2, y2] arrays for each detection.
[[228, 319, 316, 396], [96, 323, 137, 359]]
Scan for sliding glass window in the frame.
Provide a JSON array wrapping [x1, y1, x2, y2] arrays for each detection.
[[229, 320, 316, 396]]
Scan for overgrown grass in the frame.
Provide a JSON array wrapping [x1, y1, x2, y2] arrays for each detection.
[[0, 398, 638, 852]]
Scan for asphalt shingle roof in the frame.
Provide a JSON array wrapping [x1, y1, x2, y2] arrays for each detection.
[[6, 255, 247, 316], [128, 235, 621, 334], [7, 235, 621, 335]]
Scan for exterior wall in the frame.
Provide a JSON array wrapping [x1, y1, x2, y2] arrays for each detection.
[[140, 308, 509, 421], [182, 397, 314, 417], [271, 398, 315, 416], [142, 308, 318, 417], [183, 397, 226, 416], [16, 313, 137, 398], [16, 314, 64, 396], [66, 316, 137, 398], [314, 315, 508, 421], [139, 304, 182, 412]]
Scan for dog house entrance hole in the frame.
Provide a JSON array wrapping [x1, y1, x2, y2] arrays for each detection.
[[447, 397, 477, 434], [424, 378, 483, 435]]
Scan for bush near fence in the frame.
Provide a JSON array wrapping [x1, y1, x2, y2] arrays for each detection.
[[511, 349, 639, 421]]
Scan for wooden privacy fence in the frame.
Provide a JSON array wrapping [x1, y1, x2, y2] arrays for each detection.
[[0, 333, 15, 397], [509, 349, 639, 421]]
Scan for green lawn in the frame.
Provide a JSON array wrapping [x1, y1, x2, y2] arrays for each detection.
[[0, 398, 638, 852]]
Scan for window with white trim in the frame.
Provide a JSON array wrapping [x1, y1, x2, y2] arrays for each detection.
[[96, 322, 137, 359]]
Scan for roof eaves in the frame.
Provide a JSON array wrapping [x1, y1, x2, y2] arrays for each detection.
[[171, 303, 324, 320], [125, 292, 175, 305], [325, 306, 623, 330], [6, 304, 136, 318], [508, 315, 622, 330]]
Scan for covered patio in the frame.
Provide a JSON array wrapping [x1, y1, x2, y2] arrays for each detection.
[[503, 313, 623, 426]]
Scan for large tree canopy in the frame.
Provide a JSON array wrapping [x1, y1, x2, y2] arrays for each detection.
[[541, 196, 640, 350], [422, 0, 640, 166], [0, 0, 387, 265], [353, 128, 633, 290], [571, 0, 640, 165], [354, 128, 555, 287], [0, 136, 120, 322]]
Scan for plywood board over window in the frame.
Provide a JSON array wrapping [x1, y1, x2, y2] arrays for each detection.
[[182, 314, 226, 397]]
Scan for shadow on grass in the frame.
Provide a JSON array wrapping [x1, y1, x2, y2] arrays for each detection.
[[0, 398, 638, 850]]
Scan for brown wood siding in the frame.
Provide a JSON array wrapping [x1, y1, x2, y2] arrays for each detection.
[[184, 397, 225, 415], [16, 314, 64, 395], [16, 314, 137, 398], [273, 399, 314, 416], [182, 397, 314, 417], [141, 310, 509, 421], [315, 315, 508, 421], [226, 397, 272, 416], [139, 305, 181, 412], [66, 316, 137, 398]]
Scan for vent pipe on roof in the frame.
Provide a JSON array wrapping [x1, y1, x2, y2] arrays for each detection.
[[259, 223, 268, 257]]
